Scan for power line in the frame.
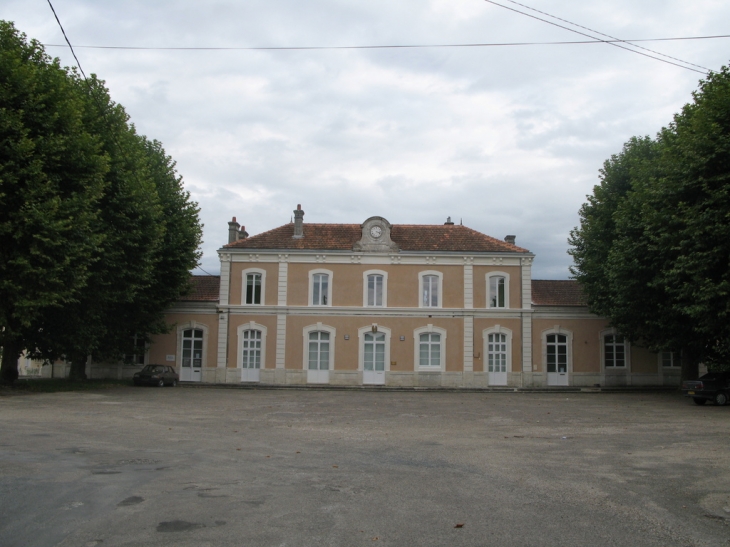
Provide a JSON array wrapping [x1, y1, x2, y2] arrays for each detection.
[[482, 0, 708, 74], [500, 0, 710, 72], [40, 34, 730, 52]]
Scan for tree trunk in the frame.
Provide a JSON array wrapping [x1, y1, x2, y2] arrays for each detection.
[[680, 347, 700, 385], [68, 351, 88, 381], [0, 339, 21, 386]]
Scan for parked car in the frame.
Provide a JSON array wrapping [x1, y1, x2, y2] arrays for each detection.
[[133, 364, 178, 387], [682, 371, 730, 406]]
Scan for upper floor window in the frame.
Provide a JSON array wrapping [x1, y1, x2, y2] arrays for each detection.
[[242, 268, 266, 305], [419, 271, 443, 308], [361, 269, 390, 307], [487, 272, 509, 308], [604, 334, 626, 367], [311, 272, 330, 306], [246, 273, 262, 304]]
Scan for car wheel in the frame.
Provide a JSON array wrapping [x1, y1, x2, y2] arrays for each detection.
[[693, 397, 707, 406], [157, 379, 165, 388], [171, 379, 177, 387], [714, 391, 728, 406]]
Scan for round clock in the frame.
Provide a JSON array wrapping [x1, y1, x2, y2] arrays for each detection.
[[370, 225, 383, 238]]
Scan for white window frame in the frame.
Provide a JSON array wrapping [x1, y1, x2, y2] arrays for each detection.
[[542, 327, 573, 375], [237, 321, 268, 370], [308, 269, 333, 307], [363, 270, 388, 307], [242, 268, 266, 305], [176, 321, 209, 371], [302, 322, 336, 371], [418, 271, 443, 308], [486, 272, 510, 309], [357, 324, 392, 372], [124, 334, 148, 366], [600, 328, 630, 370], [482, 325, 512, 373], [660, 351, 679, 368], [413, 325, 447, 371]]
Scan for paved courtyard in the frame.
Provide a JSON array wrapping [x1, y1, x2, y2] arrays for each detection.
[[0, 387, 728, 547]]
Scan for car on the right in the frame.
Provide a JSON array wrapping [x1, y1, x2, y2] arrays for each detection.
[[682, 371, 730, 406]]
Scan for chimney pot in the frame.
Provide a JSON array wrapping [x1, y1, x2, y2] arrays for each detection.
[[505, 235, 516, 245], [228, 217, 241, 244], [293, 205, 305, 239], [444, 216, 454, 225]]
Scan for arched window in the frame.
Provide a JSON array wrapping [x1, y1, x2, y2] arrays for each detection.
[[414, 325, 447, 371], [419, 271, 443, 308], [303, 323, 336, 384], [241, 330, 262, 369], [487, 272, 510, 308], [309, 269, 333, 306], [363, 270, 388, 307], [487, 333, 507, 374], [242, 268, 266, 305]]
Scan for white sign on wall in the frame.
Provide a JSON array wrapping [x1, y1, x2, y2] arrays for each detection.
[[166, 355, 175, 362]]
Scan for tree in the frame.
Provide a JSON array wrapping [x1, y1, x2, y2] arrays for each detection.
[[0, 22, 108, 384], [569, 64, 730, 380], [0, 22, 202, 383]]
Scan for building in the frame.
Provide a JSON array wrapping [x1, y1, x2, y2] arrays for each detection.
[[146, 205, 680, 388]]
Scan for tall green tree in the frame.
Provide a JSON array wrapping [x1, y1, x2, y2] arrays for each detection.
[[0, 22, 108, 384], [0, 22, 202, 383], [569, 64, 730, 380]]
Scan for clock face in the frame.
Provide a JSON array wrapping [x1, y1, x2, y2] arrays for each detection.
[[370, 225, 383, 238]]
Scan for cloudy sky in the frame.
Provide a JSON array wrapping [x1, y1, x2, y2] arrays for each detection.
[[5, 0, 729, 278]]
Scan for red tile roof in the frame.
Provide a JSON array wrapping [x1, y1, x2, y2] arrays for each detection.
[[181, 275, 220, 301], [531, 280, 586, 307], [225, 223, 529, 253]]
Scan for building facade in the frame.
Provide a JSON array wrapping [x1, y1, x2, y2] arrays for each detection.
[[146, 206, 680, 388]]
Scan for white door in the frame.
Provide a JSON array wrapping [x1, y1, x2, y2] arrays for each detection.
[[487, 333, 508, 386], [363, 332, 386, 385], [181, 328, 203, 382], [241, 329, 261, 382], [307, 331, 330, 384], [546, 334, 569, 386]]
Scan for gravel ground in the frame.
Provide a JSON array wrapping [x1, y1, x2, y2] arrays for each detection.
[[0, 387, 728, 547]]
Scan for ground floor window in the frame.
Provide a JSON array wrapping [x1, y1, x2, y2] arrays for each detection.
[[487, 333, 507, 373], [308, 331, 330, 371], [124, 334, 147, 365], [661, 351, 678, 368], [182, 328, 204, 368], [419, 333, 441, 368], [241, 329, 262, 369], [546, 334, 568, 373], [604, 334, 626, 367]]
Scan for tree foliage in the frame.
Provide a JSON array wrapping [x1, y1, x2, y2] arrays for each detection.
[[0, 21, 202, 383], [569, 64, 730, 377]]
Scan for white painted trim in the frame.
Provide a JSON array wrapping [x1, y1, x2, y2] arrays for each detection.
[[463, 315, 474, 372], [486, 271, 510, 309], [418, 270, 443, 309], [413, 324, 447, 372], [277, 261, 288, 306], [483, 325, 513, 373], [357, 324, 392, 372], [302, 322, 336, 372], [236, 321, 268, 370], [275, 314, 286, 369], [362, 269, 389, 308], [308, 268, 333, 307], [241, 268, 266, 305]]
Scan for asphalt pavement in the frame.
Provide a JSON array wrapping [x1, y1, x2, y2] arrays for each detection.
[[0, 387, 728, 547]]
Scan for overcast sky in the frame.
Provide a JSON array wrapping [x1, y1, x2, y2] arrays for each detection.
[[5, 0, 729, 278]]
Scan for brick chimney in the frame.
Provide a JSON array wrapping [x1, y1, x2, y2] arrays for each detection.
[[505, 235, 516, 245], [228, 217, 241, 244], [293, 204, 304, 239]]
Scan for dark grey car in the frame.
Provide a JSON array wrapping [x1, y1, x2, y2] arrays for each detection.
[[133, 364, 178, 387]]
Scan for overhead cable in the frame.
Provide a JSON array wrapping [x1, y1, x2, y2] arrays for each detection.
[[483, 0, 708, 74]]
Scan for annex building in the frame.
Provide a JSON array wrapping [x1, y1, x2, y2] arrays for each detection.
[[142, 205, 680, 389]]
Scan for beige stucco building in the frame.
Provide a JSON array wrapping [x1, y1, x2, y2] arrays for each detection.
[[146, 206, 680, 388]]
